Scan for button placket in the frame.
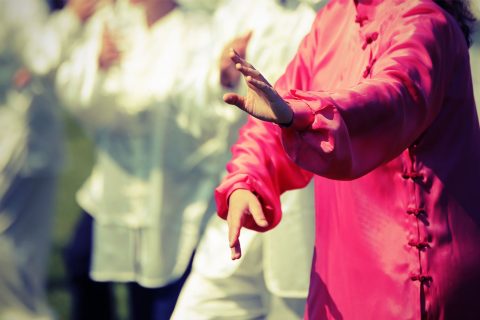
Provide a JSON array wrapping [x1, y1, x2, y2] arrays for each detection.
[[361, 32, 379, 50], [408, 240, 430, 250], [402, 171, 424, 182], [361, 32, 378, 78], [362, 58, 376, 78], [410, 274, 433, 286], [355, 14, 369, 27], [403, 148, 433, 293], [406, 207, 426, 217]]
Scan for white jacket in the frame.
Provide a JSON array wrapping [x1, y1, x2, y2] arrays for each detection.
[[56, 2, 230, 287]]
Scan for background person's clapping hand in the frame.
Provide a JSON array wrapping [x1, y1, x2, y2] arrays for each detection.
[[219, 31, 252, 89]]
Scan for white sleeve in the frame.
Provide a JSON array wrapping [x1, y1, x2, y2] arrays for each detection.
[[3, 0, 82, 75], [170, 10, 245, 140], [55, 12, 122, 129], [21, 8, 81, 75], [56, 8, 155, 131]]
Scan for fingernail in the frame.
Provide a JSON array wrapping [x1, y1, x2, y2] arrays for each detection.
[[259, 219, 269, 227], [230, 248, 239, 260]]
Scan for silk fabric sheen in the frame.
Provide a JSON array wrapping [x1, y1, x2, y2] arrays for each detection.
[[216, 0, 480, 318]]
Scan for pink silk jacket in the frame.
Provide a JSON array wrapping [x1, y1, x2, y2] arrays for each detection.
[[215, 0, 480, 319]]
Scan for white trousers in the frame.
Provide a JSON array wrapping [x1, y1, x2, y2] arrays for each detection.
[[171, 228, 306, 320]]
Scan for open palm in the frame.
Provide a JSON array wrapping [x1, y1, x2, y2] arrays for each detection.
[[223, 49, 293, 125]]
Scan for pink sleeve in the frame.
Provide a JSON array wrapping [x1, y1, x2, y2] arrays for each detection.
[[214, 12, 324, 231], [215, 116, 312, 232], [276, 4, 458, 179]]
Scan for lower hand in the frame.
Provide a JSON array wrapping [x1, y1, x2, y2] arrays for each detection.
[[227, 189, 268, 260]]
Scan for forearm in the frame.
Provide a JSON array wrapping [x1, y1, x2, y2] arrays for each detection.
[[277, 7, 454, 179], [216, 116, 312, 231]]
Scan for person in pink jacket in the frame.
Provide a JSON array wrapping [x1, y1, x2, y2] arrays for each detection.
[[215, 0, 479, 319]]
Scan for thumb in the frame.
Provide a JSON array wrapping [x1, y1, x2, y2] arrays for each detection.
[[223, 93, 247, 111]]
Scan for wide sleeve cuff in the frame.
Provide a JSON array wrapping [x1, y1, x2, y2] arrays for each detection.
[[286, 99, 315, 130], [281, 89, 316, 130], [277, 89, 354, 179]]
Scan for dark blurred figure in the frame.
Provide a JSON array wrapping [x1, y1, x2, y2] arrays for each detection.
[[0, 0, 97, 318]]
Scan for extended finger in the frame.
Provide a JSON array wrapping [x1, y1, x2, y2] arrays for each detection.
[[248, 198, 268, 228], [246, 77, 277, 100], [229, 49, 254, 69], [227, 209, 243, 248], [230, 240, 242, 260], [236, 64, 262, 80]]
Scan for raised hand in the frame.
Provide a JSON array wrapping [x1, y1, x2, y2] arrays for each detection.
[[98, 25, 121, 70], [227, 189, 268, 260], [219, 31, 252, 89], [223, 49, 293, 126], [67, 0, 101, 23]]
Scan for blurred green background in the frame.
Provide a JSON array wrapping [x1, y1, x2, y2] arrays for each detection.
[[45, 113, 131, 320], [46, 113, 92, 320]]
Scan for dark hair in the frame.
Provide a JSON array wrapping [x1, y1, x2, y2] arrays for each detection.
[[47, 0, 66, 11], [434, 0, 477, 47]]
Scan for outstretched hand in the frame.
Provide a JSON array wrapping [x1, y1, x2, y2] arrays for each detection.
[[227, 189, 268, 260], [223, 49, 293, 126]]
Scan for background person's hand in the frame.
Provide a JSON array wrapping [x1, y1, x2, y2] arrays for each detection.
[[12, 67, 31, 89], [219, 31, 252, 89], [223, 49, 293, 126], [227, 189, 268, 260], [98, 25, 121, 70], [67, 0, 101, 23]]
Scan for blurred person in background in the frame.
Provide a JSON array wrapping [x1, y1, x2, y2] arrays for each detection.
[[0, 0, 98, 319], [216, 0, 480, 319], [56, 0, 230, 319], [171, 0, 322, 319], [469, 4, 479, 111]]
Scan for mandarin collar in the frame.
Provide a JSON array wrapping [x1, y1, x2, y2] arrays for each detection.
[[353, 0, 384, 15], [352, 0, 396, 27]]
